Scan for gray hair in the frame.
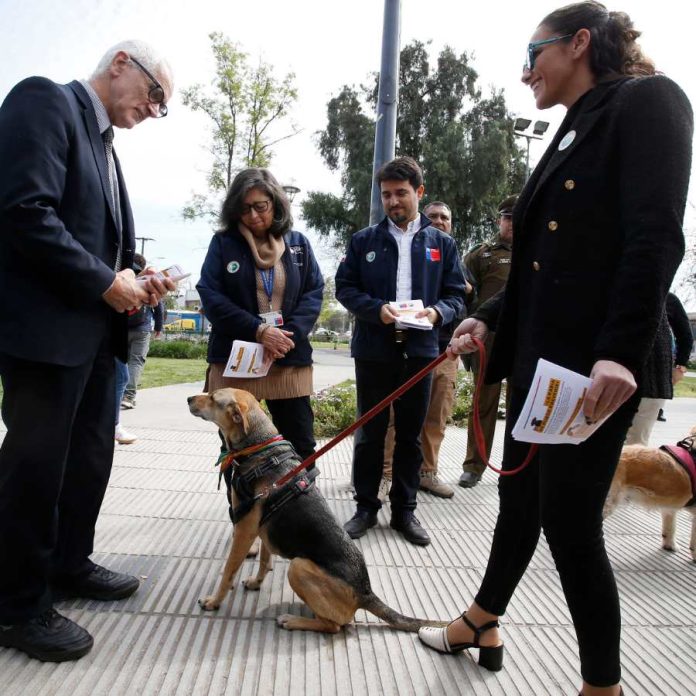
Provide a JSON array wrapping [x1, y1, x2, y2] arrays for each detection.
[[92, 40, 173, 86], [424, 201, 451, 216]]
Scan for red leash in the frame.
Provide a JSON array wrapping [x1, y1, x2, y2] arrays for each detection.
[[273, 338, 537, 489], [470, 337, 538, 476]]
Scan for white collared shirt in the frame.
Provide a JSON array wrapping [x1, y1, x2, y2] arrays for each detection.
[[387, 215, 421, 301]]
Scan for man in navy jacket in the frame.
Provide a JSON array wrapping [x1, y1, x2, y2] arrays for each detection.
[[336, 157, 466, 545], [0, 41, 173, 662]]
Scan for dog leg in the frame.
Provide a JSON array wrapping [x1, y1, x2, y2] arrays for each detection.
[[247, 538, 261, 558], [243, 540, 273, 591], [689, 511, 696, 563], [199, 513, 260, 611], [276, 614, 341, 633], [661, 511, 677, 552], [276, 558, 358, 633]]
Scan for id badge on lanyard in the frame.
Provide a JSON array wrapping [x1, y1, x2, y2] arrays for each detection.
[[259, 267, 283, 325]]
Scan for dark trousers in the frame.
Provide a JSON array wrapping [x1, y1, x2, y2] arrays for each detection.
[[475, 386, 639, 687], [222, 395, 315, 512], [353, 357, 432, 516], [0, 344, 116, 623]]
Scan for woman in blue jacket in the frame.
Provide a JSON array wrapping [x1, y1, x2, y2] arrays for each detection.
[[197, 168, 324, 460]]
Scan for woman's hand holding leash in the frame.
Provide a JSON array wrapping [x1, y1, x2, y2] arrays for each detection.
[[448, 318, 489, 357], [583, 359, 636, 424]]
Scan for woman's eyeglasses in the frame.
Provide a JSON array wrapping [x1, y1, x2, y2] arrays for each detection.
[[240, 200, 272, 216], [524, 34, 574, 72], [130, 56, 168, 117]]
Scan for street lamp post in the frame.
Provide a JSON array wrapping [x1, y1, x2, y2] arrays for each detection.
[[134, 236, 156, 257], [513, 118, 550, 179], [282, 184, 301, 204]]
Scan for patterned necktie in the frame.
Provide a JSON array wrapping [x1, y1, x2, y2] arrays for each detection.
[[103, 126, 122, 271]]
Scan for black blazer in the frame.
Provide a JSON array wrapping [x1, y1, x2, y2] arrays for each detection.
[[478, 76, 693, 389], [0, 78, 134, 366]]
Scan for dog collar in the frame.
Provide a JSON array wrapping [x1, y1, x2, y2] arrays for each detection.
[[216, 435, 286, 474]]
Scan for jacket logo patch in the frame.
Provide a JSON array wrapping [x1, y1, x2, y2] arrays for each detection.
[[290, 245, 304, 266], [226, 261, 240, 274], [426, 247, 441, 262], [366, 251, 376, 262]]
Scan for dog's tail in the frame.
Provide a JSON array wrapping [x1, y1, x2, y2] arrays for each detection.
[[361, 593, 447, 633]]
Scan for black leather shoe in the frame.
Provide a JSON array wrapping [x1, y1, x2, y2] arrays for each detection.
[[344, 511, 378, 539], [55, 564, 140, 601], [458, 470, 482, 488], [0, 608, 93, 662], [390, 513, 431, 546]]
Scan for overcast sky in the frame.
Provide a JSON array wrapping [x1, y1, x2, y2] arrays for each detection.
[[1, 0, 694, 304]]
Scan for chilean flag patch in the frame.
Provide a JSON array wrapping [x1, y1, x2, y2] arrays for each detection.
[[426, 247, 441, 262]]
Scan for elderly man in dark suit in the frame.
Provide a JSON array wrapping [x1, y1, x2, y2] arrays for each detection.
[[0, 40, 174, 662]]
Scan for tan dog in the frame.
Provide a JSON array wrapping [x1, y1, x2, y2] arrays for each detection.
[[604, 426, 696, 562], [188, 388, 443, 633]]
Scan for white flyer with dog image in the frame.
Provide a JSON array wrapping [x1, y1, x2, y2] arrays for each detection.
[[388, 299, 434, 330], [223, 340, 272, 379], [512, 359, 609, 445]]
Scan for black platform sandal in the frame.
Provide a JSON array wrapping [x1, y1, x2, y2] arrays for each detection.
[[418, 613, 504, 671]]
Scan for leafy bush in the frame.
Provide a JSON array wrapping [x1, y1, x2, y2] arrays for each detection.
[[148, 339, 208, 359], [309, 369, 508, 438], [311, 381, 358, 437]]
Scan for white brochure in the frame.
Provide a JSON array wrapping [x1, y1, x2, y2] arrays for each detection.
[[512, 359, 609, 445], [388, 299, 433, 331], [222, 340, 271, 379]]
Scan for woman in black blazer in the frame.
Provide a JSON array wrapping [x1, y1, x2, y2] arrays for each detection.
[[418, 3, 693, 695]]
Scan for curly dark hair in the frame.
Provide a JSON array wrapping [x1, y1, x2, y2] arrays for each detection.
[[218, 168, 292, 238], [541, 1, 655, 78]]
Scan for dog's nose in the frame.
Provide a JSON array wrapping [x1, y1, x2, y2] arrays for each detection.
[[187, 396, 194, 404]]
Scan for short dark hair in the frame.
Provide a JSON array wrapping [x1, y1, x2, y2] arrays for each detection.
[[376, 156, 424, 191], [541, 1, 654, 78], [424, 201, 451, 215], [133, 253, 146, 273], [219, 168, 292, 238]]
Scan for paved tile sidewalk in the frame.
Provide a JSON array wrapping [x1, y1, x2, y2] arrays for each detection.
[[1, 388, 695, 695]]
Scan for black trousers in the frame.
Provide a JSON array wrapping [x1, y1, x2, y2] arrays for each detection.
[[0, 344, 116, 623], [353, 357, 432, 516], [475, 386, 639, 687]]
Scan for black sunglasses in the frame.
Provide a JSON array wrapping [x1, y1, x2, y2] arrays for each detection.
[[129, 56, 168, 117]]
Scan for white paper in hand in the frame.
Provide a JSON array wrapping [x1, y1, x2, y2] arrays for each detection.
[[388, 299, 433, 330], [223, 340, 272, 379], [512, 359, 609, 445]]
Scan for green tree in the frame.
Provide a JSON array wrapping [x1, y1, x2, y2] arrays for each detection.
[[302, 41, 526, 252], [181, 33, 300, 221]]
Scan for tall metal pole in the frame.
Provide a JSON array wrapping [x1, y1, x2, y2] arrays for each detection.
[[369, 0, 401, 226]]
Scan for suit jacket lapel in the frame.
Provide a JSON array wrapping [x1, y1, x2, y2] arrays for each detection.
[[516, 78, 631, 237], [68, 81, 119, 233]]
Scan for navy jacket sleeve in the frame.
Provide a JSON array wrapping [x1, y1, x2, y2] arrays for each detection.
[[281, 238, 324, 343], [0, 77, 115, 303], [335, 229, 387, 324], [196, 234, 262, 342], [153, 301, 164, 332], [666, 292, 693, 366]]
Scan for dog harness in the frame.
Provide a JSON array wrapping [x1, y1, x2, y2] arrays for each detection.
[[218, 441, 319, 523], [660, 437, 696, 507]]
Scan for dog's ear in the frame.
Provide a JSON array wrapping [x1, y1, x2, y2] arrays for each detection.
[[228, 399, 250, 437]]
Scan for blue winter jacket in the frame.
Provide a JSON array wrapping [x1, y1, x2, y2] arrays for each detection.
[[197, 229, 324, 365], [335, 214, 467, 361]]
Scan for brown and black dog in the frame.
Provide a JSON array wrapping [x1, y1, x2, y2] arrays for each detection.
[[188, 387, 443, 633], [604, 426, 696, 563]]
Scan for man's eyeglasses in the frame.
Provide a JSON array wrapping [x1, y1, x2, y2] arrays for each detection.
[[240, 200, 272, 216], [130, 56, 168, 117], [524, 34, 574, 72]]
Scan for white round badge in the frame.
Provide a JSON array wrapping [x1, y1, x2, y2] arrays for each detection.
[[558, 130, 576, 151], [366, 251, 376, 263], [226, 260, 240, 273]]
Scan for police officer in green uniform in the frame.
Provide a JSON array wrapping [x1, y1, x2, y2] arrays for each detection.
[[459, 195, 516, 488]]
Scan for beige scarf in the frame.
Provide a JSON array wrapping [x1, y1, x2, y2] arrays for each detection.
[[238, 223, 285, 270]]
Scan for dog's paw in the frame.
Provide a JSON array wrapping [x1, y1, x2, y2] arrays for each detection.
[[198, 596, 221, 611], [276, 613, 296, 629], [242, 577, 262, 591]]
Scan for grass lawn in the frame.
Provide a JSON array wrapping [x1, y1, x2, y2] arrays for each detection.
[[673, 375, 696, 398], [140, 357, 208, 389]]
